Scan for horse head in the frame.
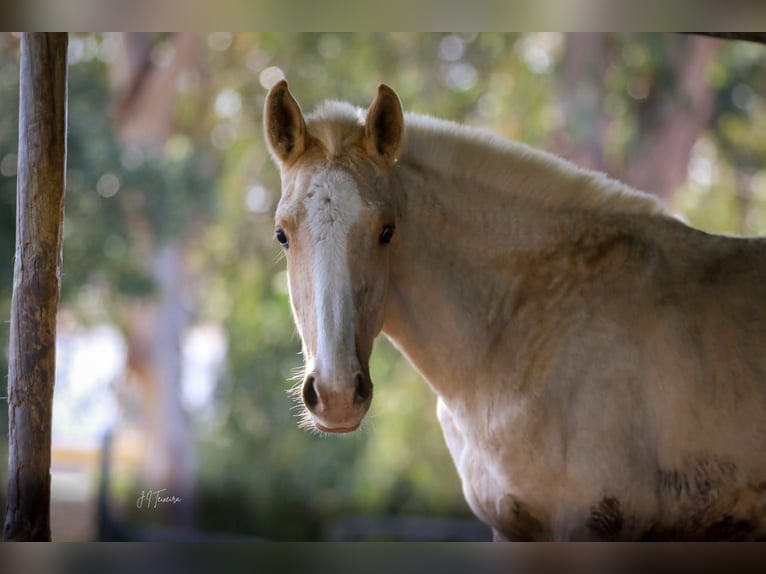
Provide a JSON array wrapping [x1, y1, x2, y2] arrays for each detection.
[[264, 80, 405, 433]]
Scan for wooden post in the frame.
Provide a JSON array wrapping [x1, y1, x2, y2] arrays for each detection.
[[4, 33, 68, 541]]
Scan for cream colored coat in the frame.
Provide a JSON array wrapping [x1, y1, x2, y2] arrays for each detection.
[[264, 80, 766, 540]]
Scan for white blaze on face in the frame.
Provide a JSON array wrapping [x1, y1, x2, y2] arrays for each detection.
[[306, 170, 364, 385]]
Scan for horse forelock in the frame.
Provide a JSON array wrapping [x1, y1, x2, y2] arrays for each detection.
[[305, 101, 366, 159]]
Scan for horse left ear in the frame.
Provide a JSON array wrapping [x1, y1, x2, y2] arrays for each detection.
[[364, 84, 404, 164]]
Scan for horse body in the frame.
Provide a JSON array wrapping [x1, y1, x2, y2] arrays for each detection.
[[264, 81, 766, 540]]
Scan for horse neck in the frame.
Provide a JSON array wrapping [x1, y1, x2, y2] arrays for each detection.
[[382, 162, 569, 401], [381, 153, 663, 403]]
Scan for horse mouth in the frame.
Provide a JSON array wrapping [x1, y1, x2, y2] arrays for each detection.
[[314, 421, 360, 434]]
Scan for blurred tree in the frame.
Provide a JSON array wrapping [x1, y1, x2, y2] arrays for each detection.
[[107, 32, 199, 526], [708, 39, 766, 235], [675, 37, 766, 235], [554, 34, 720, 202]]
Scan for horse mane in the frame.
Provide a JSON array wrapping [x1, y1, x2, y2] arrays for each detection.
[[306, 100, 667, 217]]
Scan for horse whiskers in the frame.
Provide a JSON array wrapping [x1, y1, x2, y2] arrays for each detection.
[[289, 364, 306, 382], [289, 386, 370, 438], [296, 411, 329, 437], [287, 381, 316, 434], [286, 380, 304, 402]]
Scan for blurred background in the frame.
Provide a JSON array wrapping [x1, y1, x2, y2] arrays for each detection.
[[0, 32, 765, 541]]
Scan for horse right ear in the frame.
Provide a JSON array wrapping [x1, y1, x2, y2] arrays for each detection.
[[264, 80, 307, 166]]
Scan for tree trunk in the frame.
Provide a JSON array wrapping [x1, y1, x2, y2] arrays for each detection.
[[112, 33, 197, 149], [123, 243, 194, 526], [552, 33, 610, 172], [112, 33, 198, 527], [4, 33, 68, 542], [553, 34, 719, 206], [623, 36, 719, 202]]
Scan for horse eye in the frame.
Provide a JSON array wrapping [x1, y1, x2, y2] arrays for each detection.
[[379, 225, 395, 245], [275, 228, 289, 248]]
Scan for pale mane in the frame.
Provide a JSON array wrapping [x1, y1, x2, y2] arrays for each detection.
[[307, 100, 667, 216]]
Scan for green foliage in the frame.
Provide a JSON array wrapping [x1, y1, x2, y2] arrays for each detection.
[[675, 41, 766, 235], [62, 53, 217, 312]]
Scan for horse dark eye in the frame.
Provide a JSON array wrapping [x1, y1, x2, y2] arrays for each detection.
[[379, 225, 395, 245], [275, 228, 289, 248]]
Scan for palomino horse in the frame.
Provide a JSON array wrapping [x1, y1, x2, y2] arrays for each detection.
[[263, 80, 766, 540]]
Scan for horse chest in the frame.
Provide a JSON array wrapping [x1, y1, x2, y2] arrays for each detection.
[[436, 396, 766, 540], [437, 399, 638, 540], [436, 397, 562, 539]]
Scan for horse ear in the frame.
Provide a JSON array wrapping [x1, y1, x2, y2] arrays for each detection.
[[364, 84, 404, 164], [264, 80, 307, 165]]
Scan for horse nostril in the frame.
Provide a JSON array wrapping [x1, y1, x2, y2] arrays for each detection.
[[303, 375, 319, 410], [354, 372, 372, 404]]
